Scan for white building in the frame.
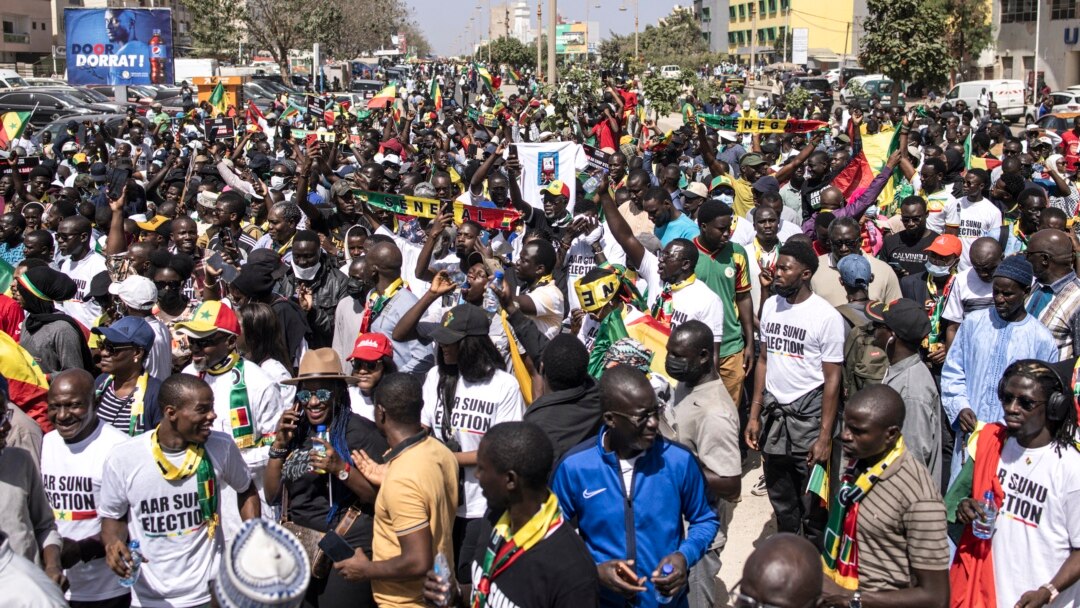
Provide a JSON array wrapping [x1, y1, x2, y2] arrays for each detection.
[[990, 0, 1080, 91]]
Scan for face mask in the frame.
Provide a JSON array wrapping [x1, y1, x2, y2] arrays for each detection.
[[925, 261, 953, 277], [718, 193, 734, 206], [270, 176, 287, 191], [665, 356, 693, 380], [346, 278, 367, 299], [292, 259, 320, 281], [159, 286, 184, 306], [773, 280, 801, 299]]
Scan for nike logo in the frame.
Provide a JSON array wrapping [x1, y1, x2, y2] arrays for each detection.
[[583, 488, 607, 499]]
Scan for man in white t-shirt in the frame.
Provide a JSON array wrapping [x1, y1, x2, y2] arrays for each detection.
[[953, 360, 1080, 607], [510, 240, 565, 340], [41, 369, 130, 606], [748, 240, 845, 546], [99, 374, 260, 608], [175, 301, 286, 537], [945, 169, 1002, 271], [635, 238, 726, 351], [54, 215, 107, 330]]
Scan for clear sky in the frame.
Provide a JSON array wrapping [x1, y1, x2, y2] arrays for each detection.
[[404, 0, 688, 56]]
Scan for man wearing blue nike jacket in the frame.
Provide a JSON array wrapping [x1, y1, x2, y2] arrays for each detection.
[[552, 364, 719, 608]]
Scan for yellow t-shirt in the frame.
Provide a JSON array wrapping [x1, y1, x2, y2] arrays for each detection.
[[371, 435, 460, 608], [732, 177, 755, 218]]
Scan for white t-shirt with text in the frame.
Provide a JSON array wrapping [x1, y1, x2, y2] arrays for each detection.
[[946, 196, 1002, 271], [637, 250, 725, 342], [760, 293, 847, 403]]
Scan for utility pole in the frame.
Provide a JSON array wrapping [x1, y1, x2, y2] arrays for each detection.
[[547, 0, 556, 85], [1033, 0, 1042, 105], [634, 0, 638, 61], [749, 2, 756, 70], [537, 0, 542, 80], [488, 0, 492, 63]]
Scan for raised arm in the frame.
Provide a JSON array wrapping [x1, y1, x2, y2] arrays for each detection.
[[598, 175, 645, 268]]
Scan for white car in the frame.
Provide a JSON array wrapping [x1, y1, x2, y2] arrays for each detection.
[[1049, 91, 1080, 113], [660, 65, 681, 80]]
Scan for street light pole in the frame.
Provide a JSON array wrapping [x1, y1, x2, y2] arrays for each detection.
[[1033, 0, 1042, 104], [537, 0, 542, 80], [547, 0, 556, 85]]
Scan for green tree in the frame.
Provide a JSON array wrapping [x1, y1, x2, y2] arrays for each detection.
[[642, 76, 681, 121], [242, 0, 327, 79], [478, 36, 534, 68], [859, 0, 951, 104], [180, 0, 245, 61], [940, 0, 993, 82]]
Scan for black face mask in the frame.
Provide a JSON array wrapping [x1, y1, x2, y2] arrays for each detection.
[[665, 355, 694, 380], [346, 278, 368, 299], [158, 285, 185, 307]]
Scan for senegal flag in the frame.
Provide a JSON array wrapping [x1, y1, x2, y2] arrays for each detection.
[[368, 84, 397, 109], [209, 81, 227, 117], [475, 63, 494, 93], [430, 78, 442, 111], [964, 133, 1002, 171], [0, 111, 30, 149]]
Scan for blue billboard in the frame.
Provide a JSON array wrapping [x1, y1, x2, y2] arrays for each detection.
[[64, 8, 174, 86]]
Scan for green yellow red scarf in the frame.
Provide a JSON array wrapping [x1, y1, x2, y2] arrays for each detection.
[[472, 492, 563, 608]]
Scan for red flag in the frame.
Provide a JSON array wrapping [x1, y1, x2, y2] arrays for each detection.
[[833, 122, 874, 200], [246, 100, 268, 132]]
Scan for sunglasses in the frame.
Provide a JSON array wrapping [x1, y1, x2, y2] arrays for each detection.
[[830, 238, 862, 249], [189, 334, 228, 349], [100, 341, 137, 355], [610, 405, 664, 427], [296, 389, 333, 404], [1001, 392, 1046, 412], [352, 359, 383, 373]]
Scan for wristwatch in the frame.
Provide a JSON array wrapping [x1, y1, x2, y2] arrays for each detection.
[[1041, 583, 1059, 602], [337, 463, 351, 481]]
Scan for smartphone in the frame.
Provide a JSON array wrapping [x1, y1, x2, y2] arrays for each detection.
[[205, 251, 239, 283], [106, 167, 131, 201], [318, 531, 355, 563], [508, 144, 518, 161]]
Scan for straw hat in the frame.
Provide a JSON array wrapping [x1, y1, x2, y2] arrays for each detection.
[[281, 348, 359, 385]]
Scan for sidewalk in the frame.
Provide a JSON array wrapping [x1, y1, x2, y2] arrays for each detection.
[[716, 453, 777, 605]]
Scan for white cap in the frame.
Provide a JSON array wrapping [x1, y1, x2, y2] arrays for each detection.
[[1026, 123, 1039, 131], [381, 153, 402, 167], [62, 141, 78, 152], [742, 100, 751, 110], [108, 275, 158, 311], [717, 130, 737, 142]]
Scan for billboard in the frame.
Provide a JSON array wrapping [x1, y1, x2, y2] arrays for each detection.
[[64, 8, 174, 86], [555, 23, 589, 55], [792, 28, 809, 65]]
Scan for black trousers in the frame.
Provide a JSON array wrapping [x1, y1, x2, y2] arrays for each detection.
[[71, 595, 131, 608], [762, 450, 836, 551]]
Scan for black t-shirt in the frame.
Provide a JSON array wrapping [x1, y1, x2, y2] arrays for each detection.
[[284, 413, 389, 550], [271, 296, 311, 366], [880, 230, 939, 279], [460, 512, 599, 608]]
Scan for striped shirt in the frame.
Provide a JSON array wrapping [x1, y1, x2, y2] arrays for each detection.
[[1033, 273, 1080, 360], [96, 385, 134, 433], [855, 450, 950, 592]]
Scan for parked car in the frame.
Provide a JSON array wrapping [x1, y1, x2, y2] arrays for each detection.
[[826, 67, 866, 90], [1049, 91, 1080, 114], [0, 90, 99, 127], [24, 77, 67, 87], [0, 69, 29, 90], [350, 79, 384, 100], [840, 78, 905, 107], [787, 76, 834, 112], [18, 86, 127, 114], [32, 114, 152, 148], [1036, 112, 1080, 171], [86, 85, 156, 110], [943, 79, 1027, 122], [660, 65, 681, 80]]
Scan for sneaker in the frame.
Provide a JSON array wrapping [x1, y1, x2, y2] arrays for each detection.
[[751, 474, 768, 497]]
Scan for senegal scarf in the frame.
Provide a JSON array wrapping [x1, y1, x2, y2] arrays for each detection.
[[949, 424, 1007, 608], [925, 274, 956, 350], [472, 492, 564, 608], [96, 372, 150, 436], [823, 436, 906, 589], [201, 353, 259, 449], [588, 307, 630, 378], [650, 274, 696, 325], [359, 278, 405, 334], [150, 429, 219, 539]]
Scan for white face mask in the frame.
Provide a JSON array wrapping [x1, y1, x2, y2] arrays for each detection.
[[292, 259, 320, 281], [270, 176, 287, 191], [718, 193, 734, 206]]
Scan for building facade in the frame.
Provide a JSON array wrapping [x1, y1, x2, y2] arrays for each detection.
[[695, 0, 731, 53], [723, 0, 866, 68], [2, 0, 53, 65], [990, 0, 1080, 91]]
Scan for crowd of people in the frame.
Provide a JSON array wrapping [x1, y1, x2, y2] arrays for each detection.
[[2, 58, 1080, 608]]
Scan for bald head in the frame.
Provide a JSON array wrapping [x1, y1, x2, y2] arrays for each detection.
[[847, 384, 906, 430], [49, 368, 96, 402], [367, 241, 403, 276], [969, 236, 1004, 266], [1029, 229, 1073, 261], [741, 533, 822, 607], [818, 186, 846, 211]]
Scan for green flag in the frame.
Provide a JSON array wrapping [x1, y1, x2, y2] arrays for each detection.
[[209, 82, 227, 117]]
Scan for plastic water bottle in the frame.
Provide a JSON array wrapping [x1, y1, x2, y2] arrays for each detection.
[[432, 553, 451, 607], [482, 270, 504, 315], [118, 540, 144, 587], [972, 490, 997, 540], [655, 563, 675, 604], [583, 174, 602, 195], [311, 425, 328, 474]]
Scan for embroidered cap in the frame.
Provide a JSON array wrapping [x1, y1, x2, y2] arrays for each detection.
[[174, 300, 241, 338], [541, 180, 570, 198], [429, 303, 489, 345], [213, 518, 310, 608], [349, 332, 393, 362]]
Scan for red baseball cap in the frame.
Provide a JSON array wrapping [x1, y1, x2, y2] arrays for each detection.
[[924, 234, 962, 258], [349, 332, 393, 361]]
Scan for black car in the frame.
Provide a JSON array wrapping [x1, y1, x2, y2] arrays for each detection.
[[787, 77, 834, 113], [32, 113, 152, 148], [19, 86, 127, 114], [0, 90, 99, 127], [350, 79, 384, 100]]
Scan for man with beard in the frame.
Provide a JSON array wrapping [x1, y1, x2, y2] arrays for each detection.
[[54, 215, 107, 331], [354, 241, 430, 373], [207, 191, 258, 265], [320, 180, 368, 264], [941, 255, 1058, 484], [663, 321, 742, 608], [99, 374, 260, 607], [280, 230, 348, 349], [900, 143, 956, 235], [253, 201, 301, 264], [811, 217, 902, 307], [41, 368, 131, 607], [103, 9, 150, 85], [747, 240, 845, 544], [1000, 187, 1048, 256], [643, 186, 698, 246], [92, 315, 164, 436], [881, 196, 939, 278], [175, 301, 284, 536], [508, 239, 566, 341]]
